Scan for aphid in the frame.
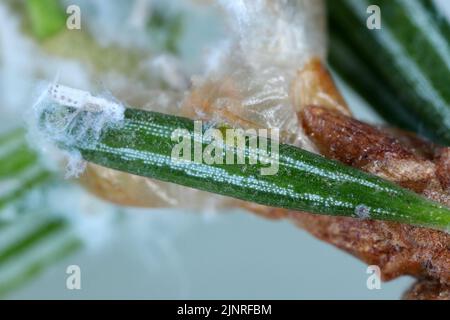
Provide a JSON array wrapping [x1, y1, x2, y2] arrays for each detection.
[[355, 204, 371, 219]]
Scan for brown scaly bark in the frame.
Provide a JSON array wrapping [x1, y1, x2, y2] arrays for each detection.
[[245, 59, 450, 299]]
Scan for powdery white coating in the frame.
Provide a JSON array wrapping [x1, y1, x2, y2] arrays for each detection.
[[63, 150, 87, 178], [32, 82, 125, 178]]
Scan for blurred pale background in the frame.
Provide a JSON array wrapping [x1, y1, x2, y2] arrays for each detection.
[[11, 210, 415, 299]]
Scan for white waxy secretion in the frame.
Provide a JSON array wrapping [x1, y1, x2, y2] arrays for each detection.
[[48, 84, 124, 121], [32, 82, 126, 178]]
